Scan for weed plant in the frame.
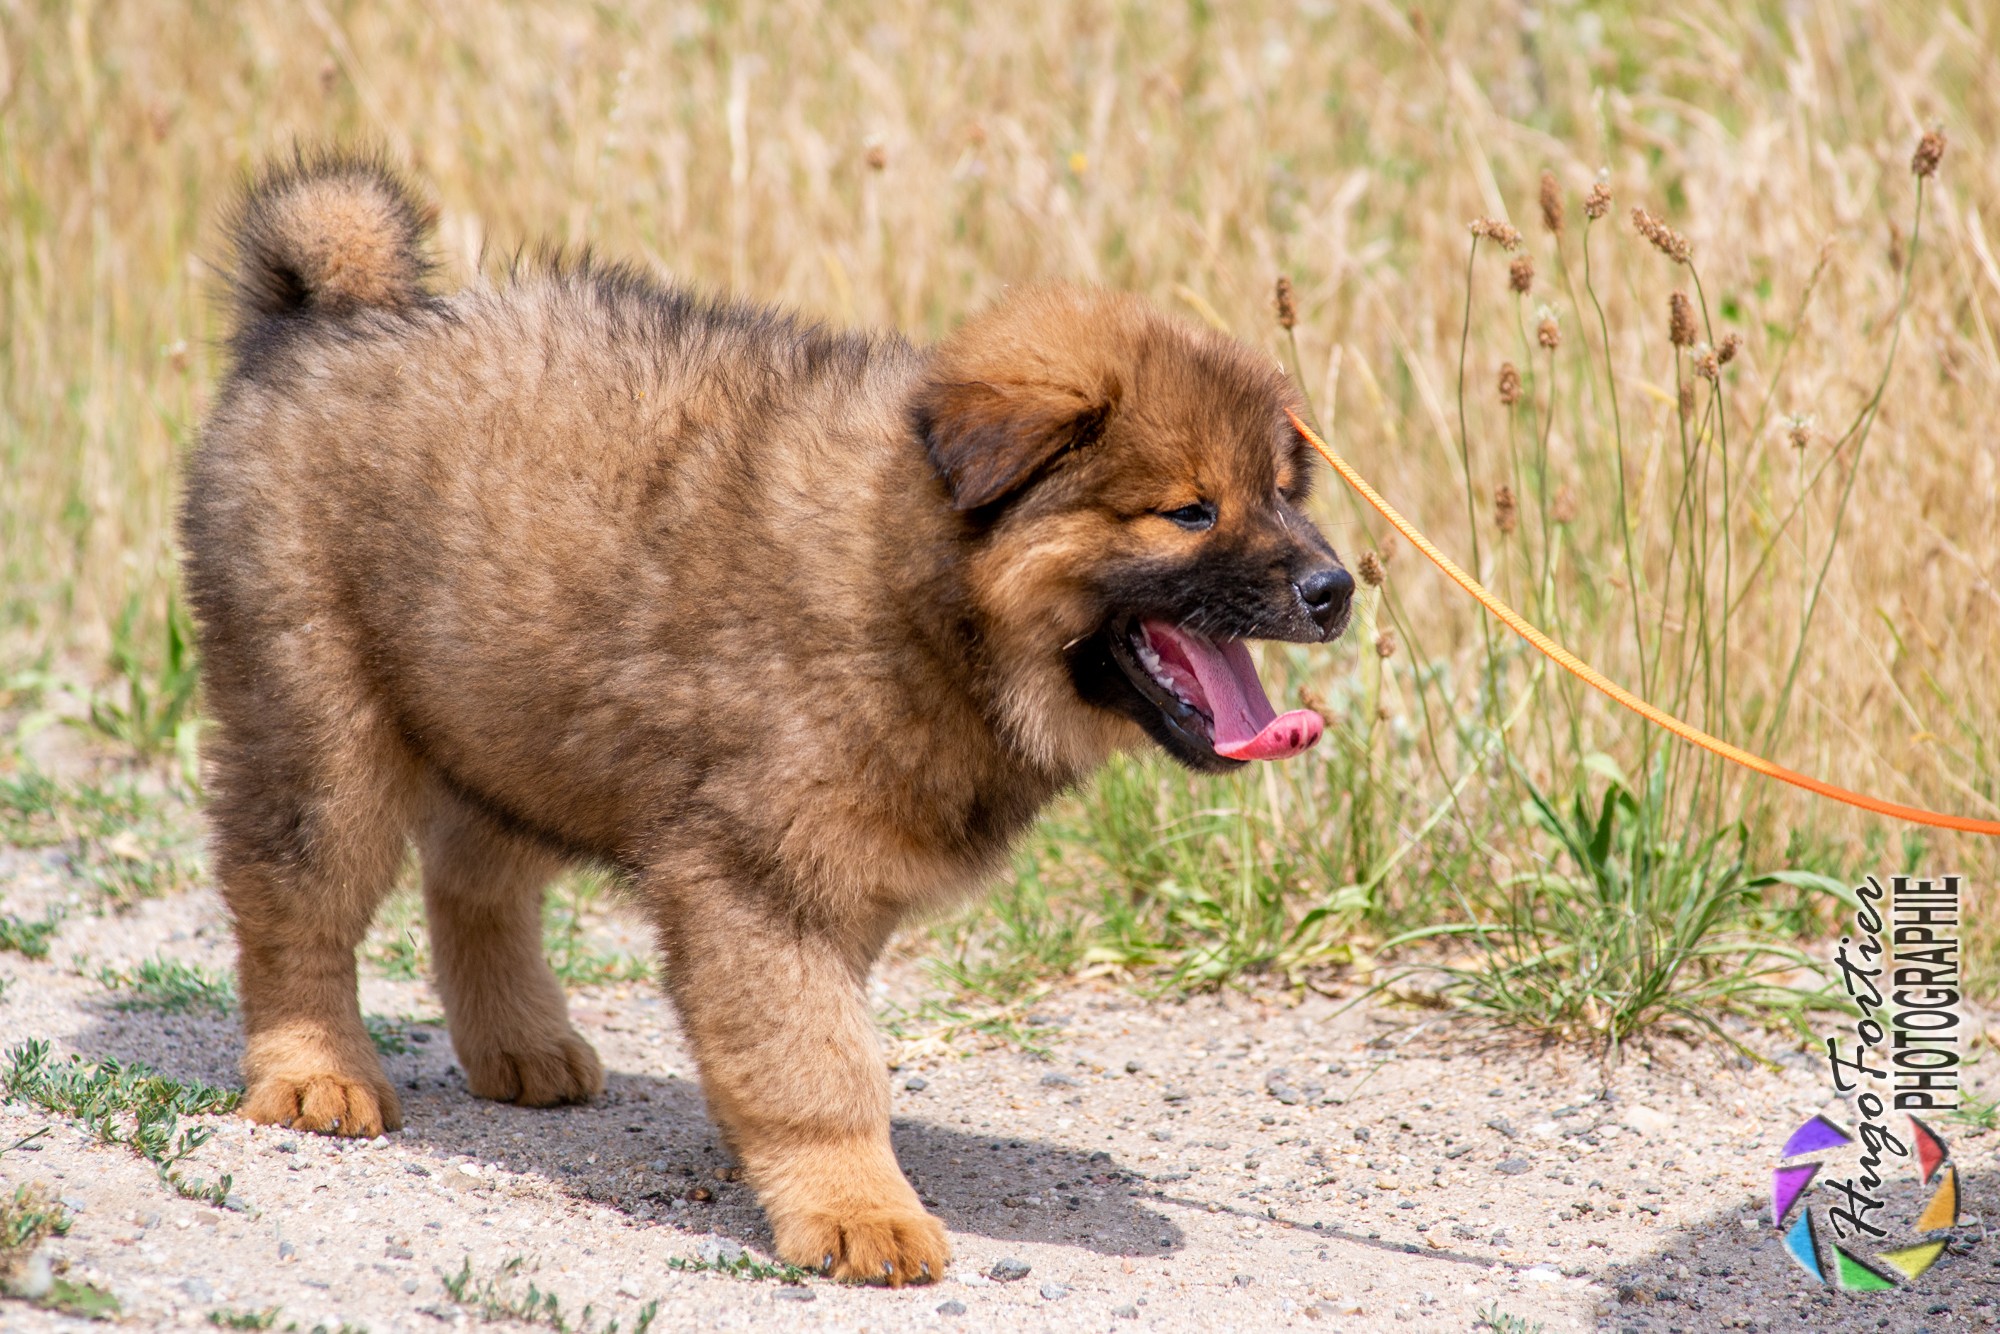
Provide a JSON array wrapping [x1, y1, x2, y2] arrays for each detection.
[[80, 589, 200, 782], [441, 1256, 658, 1334], [2, 1039, 239, 1206], [95, 956, 236, 1014], [0, 767, 199, 909], [0, 910, 63, 959]]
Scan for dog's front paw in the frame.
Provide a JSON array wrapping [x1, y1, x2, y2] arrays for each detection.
[[458, 1028, 604, 1107], [771, 1201, 950, 1286], [241, 1028, 401, 1136], [242, 1071, 402, 1137]]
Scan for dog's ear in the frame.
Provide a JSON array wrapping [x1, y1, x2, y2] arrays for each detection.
[[915, 379, 1116, 512]]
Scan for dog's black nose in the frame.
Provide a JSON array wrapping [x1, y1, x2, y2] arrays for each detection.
[[1297, 565, 1354, 630]]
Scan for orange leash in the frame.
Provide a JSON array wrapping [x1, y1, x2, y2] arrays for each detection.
[[1289, 410, 2000, 837]]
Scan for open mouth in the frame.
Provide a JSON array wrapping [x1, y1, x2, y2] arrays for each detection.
[[1116, 619, 1324, 762]]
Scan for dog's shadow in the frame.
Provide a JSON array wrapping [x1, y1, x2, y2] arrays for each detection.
[[69, 1004, 1184, 1263]]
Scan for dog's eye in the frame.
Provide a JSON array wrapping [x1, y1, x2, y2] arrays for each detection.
[[1159, 501, 1217, 531]]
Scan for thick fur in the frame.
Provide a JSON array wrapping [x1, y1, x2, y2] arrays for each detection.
[[182, 154, 1350, 1285]]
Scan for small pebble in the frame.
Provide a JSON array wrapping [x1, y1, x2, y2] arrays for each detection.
[[1040, 1072, 1078, 1088], [1495, 1158, 1532, 1176], [937, 1298, 967, 1315], [2, 1253, 52, 1301], [278, 1241, 296, 1260], [1113, 1305, 1138, 1320], [1039, 1282, 1069, 1300], [774, 1286, 815, 1302], [694, 1236, 745, 1267], [904, 1076, 928, 1092], [1232, 1273, 1255, 1288], [989, 1257, 1031, 1282], [1124, 1060, 1142, 1074]]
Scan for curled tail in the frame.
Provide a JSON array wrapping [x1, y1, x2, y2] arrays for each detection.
[[225, 151, 434, 333]]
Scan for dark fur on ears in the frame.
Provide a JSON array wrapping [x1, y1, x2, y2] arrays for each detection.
[[915, 379, 1115, 511]]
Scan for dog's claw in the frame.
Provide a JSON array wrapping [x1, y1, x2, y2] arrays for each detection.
[[821, 1253, 834, 1273], [883, 1260, 894, 1278], [919, 1261, 931, 1279]]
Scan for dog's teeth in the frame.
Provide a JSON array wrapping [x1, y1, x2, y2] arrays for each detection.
[[1134, 636, 1198, 708]]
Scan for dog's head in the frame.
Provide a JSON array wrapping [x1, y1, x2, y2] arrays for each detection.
[[915, 285, 1352, 775]]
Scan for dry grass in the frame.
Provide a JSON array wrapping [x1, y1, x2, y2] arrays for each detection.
[[4, 2, 1998, 985]]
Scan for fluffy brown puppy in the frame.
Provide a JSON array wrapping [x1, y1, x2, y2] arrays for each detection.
[[181, 153, 1354, 1285]]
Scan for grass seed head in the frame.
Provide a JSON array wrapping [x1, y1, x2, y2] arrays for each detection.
[[1694, 344, 1720, 381], [1374, 629, 1398, 660], [1912, 127, 1946, 179], [1584, 172, 1611, 221], [864, 142, 888, 171], [1539, 170, 1564, 233], [1668, 291, 1696, 347], [1494, 484, 1518, 535], [1535, 305, 1561, 350], [1630, 206, 1692, 264], [1357, 550, 1384, 587], [1274, 275, 1297, 330], [1551, 484, 1578, 525], [1787, 412, 1815, 450], [1470, 217, 1521, 250], [1717, 332, 1741, 365], [1497, 360, 1522, 406], [1508, 254, 1535, 295]]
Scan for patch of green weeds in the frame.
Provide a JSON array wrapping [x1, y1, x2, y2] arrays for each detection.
[[366, 885, 430, 982], [543, 871, 649, 988], [2, 1039, 240, 1206], [0, 908, 63, 958], [1948, 1086, 2000, 1132], [926, 750, 1379, 1006], [0, 765, 199, 909], [207, 1307, 281, 1330], [0, 768, 154, 848], [665, 1250, 812, 1284], [71, 840, 200, 908], [0, 1181, 118, 1320], [80, 587, 200, 775], [1382, 764, 1845, 1056], [878, 993, 1054, 1060], [1476, 1306, 1545, 1334], [96, 957, 236, 1014], [0, 1180, 69, 1258], [363, 1014, 440, 1056], [440, 1256, 657, 1333]]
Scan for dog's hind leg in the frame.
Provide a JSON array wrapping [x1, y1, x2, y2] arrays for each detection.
[[650, 867, 949, 1286], [417, 789, 603, 1107], [213, 714, 419, 1138]]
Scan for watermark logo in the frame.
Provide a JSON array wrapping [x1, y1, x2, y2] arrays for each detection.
[[1775, 874, 1967, 1290]]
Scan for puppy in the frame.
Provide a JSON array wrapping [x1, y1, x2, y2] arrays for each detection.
[[180, 153, 1352, 1284]]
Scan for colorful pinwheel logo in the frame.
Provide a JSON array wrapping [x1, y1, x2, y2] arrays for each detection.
[[1773, 1113, 1959, 1289]]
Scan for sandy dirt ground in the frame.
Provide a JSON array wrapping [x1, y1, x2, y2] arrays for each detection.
[[3, 840, 1996, 1334]]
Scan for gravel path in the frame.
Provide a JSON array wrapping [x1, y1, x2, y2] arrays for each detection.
[[3, 844, 1996, 1333]]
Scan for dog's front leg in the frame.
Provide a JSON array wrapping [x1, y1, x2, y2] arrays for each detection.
[[649, 872, 948, 1285]]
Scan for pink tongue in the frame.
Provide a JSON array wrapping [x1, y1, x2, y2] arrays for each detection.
[[1143, 622, 1325, 761]]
